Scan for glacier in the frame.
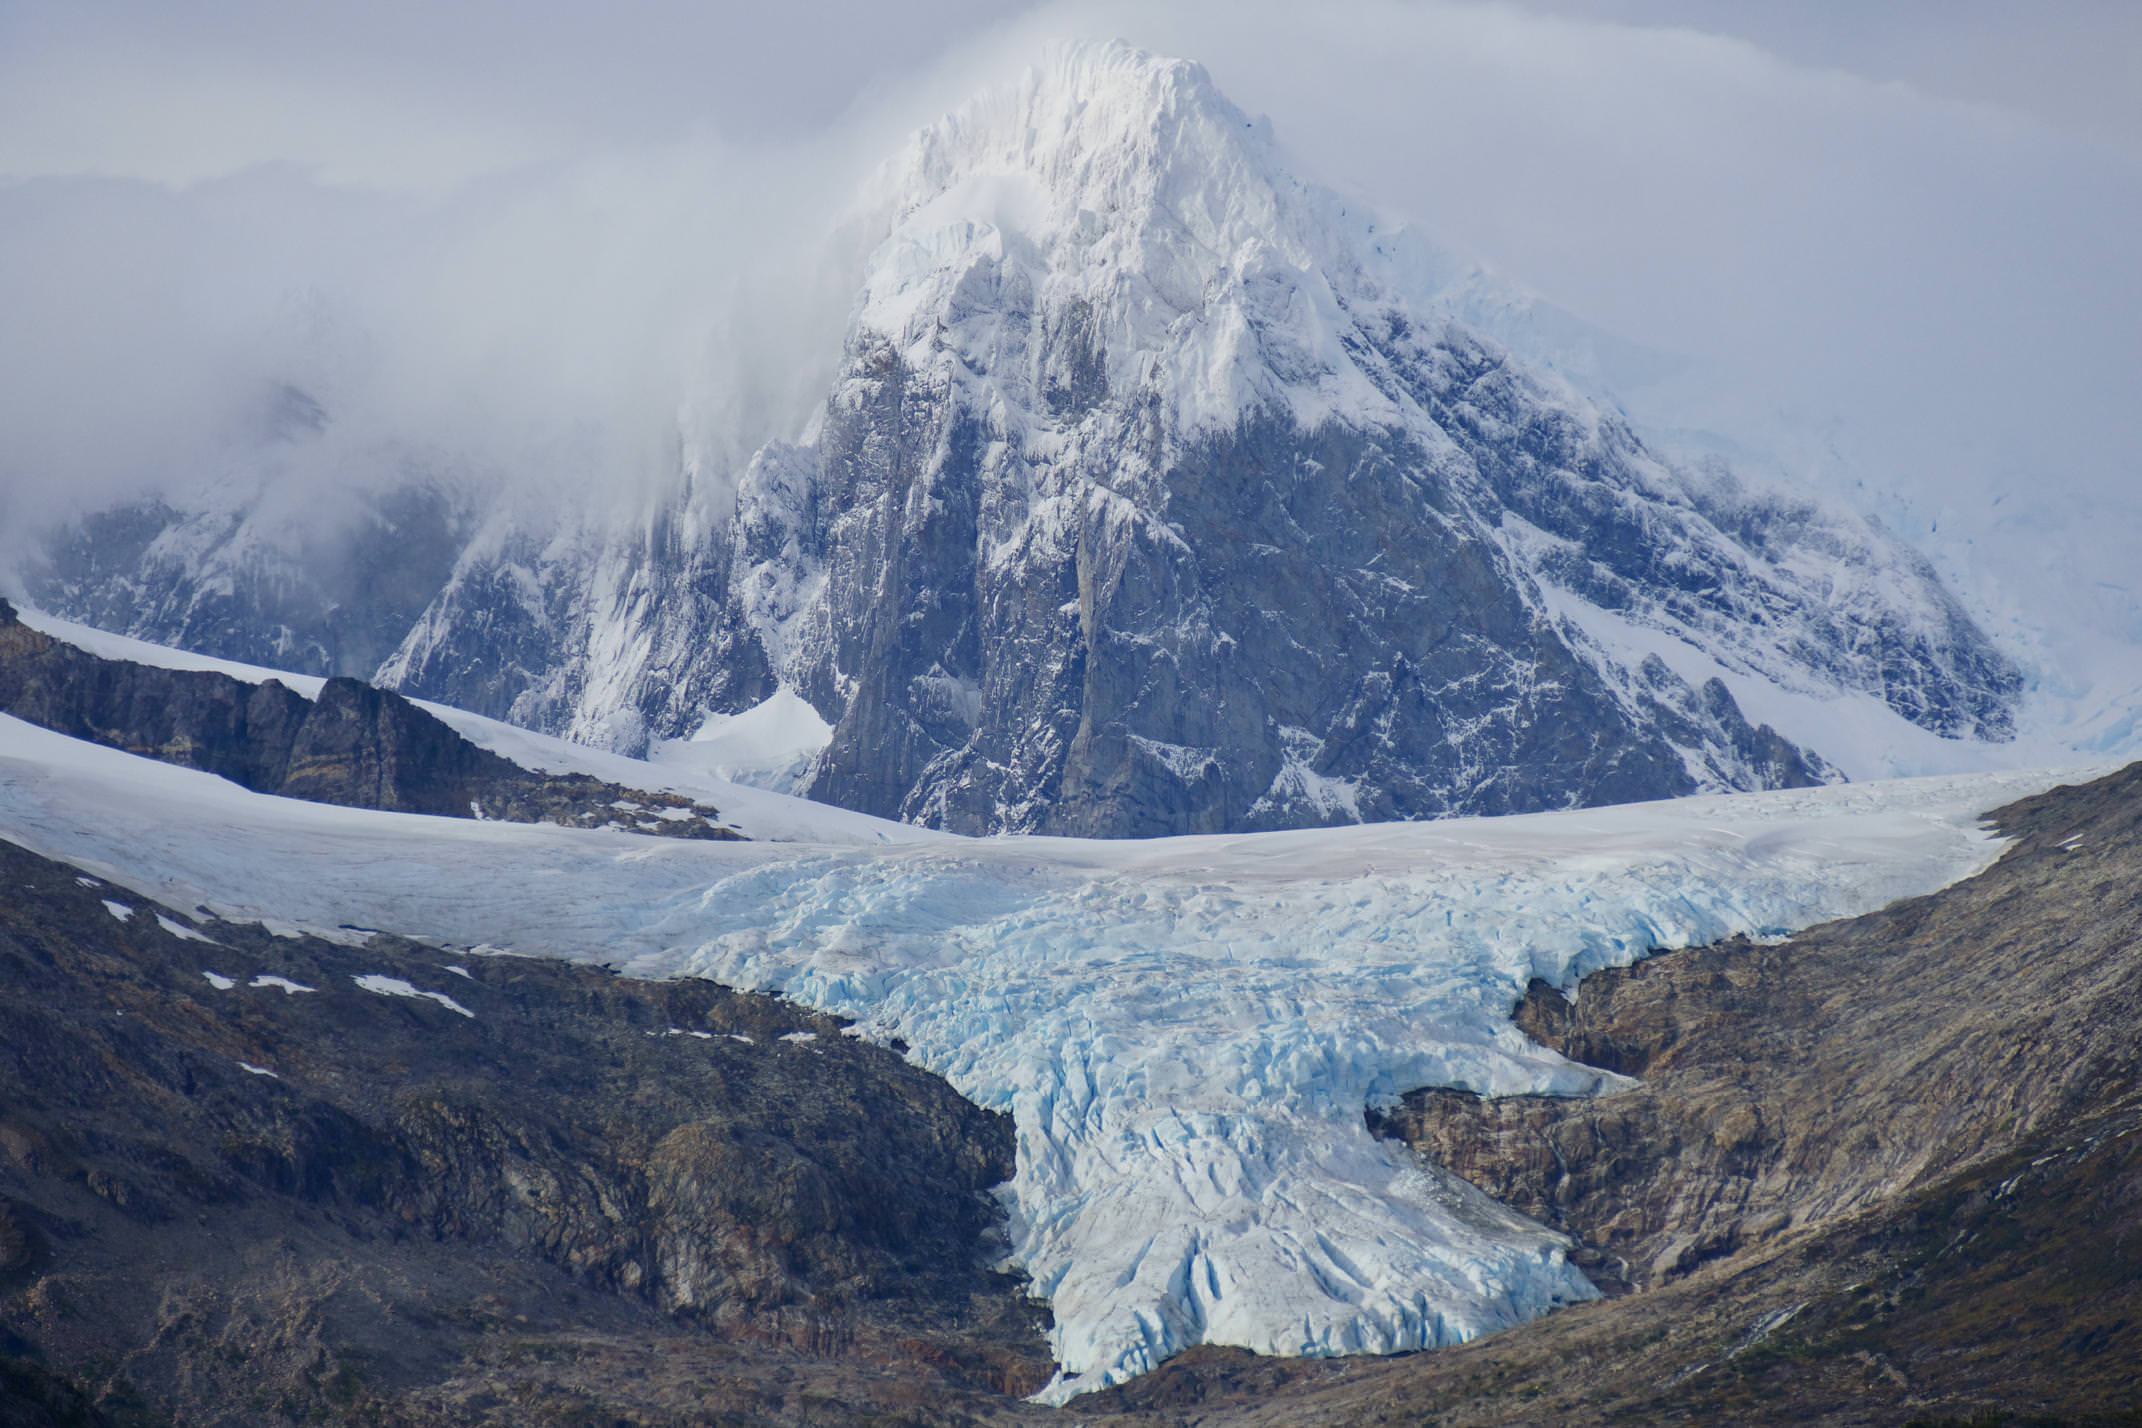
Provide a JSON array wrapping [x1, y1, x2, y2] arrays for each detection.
[[0, 633, 2098, 1396]]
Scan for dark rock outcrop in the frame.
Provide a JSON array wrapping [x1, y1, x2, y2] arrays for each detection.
[[0, 600, 738, 838], [0, 839, 1049, 1423], [786, 386, 1771, 836]]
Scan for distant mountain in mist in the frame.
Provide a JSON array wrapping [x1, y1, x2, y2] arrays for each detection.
[[24, 42, 2020, 836]]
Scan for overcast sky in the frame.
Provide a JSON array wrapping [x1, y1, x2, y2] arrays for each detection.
[[5, 1, 2136, 172], [0, 0, 2135, 558]]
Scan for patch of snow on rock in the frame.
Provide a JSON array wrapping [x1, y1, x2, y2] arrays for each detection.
[[155, 913, 218, 944], [655, 687, 833, 795], [352, 974, 475, 1018]]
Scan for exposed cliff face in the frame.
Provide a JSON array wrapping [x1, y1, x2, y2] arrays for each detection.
[[0, 600, 736, 837], [373, 482, 781, 753], [17, 43, 2021, 836], [774, 322, 1842, 834], [0, 837, 1050, 1423]]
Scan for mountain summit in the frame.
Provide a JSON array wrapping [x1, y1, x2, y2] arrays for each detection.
[[27, 42, 2019, 835]]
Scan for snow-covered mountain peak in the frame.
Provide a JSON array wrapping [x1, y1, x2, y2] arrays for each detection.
[[24, 41, 2029, 834], [854, 40, 1417, 435], [880, 41, 1277, 248], [853, 40, 1665, 456]]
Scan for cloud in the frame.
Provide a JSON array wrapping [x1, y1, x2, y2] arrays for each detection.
[[0, 0, 2134, 581], [0, 115, 881, 531], [1504, 0, 2142, 158]]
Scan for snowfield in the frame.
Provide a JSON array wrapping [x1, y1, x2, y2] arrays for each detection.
[[0, 703, 2102, 1397]]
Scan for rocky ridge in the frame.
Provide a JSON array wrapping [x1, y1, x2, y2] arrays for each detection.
[[1367, 762, 2142, 1298], [0, 599, 737, 838]]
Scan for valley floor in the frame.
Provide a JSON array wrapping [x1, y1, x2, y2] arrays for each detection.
[[6, 759, 2138, 1424], [0, 709, 2093, 1398]]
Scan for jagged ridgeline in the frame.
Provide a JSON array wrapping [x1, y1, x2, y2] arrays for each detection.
[[23, 42, 2018, 837]]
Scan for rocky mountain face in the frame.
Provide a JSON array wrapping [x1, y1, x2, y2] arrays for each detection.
[[17, 44, 2021, 835], [0, 599, 735, 837], [0, 839, 1049, 1425]]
